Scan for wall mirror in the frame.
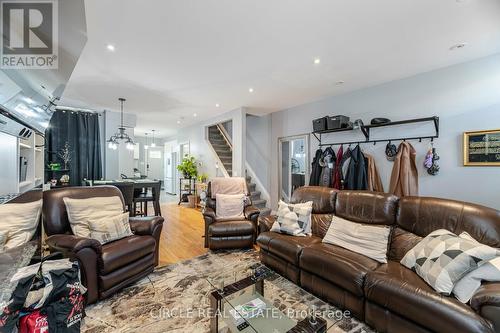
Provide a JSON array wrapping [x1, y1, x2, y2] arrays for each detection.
[[278, 135, 309, 201]]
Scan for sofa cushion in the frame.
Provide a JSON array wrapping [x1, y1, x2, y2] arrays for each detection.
[[209, 220, 254, 237], [300, 243, 380, 296], [256, 232, 321, 265], [335, 191, 398, 226], [100, 235, 155, 274], [364, 261, 495, 333]]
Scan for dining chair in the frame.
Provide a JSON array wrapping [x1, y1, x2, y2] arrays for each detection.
[[133, 181, 161, 216], [112, 182, 135, 216]]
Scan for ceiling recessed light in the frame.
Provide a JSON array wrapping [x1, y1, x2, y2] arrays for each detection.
[[450, 43, 466, 50], [248, 88, 254, 93], [193, 113, 197, 117], [335, 80, 345, 85], [215, 103, 220, 108], [313, 58, 321, 65], [106, 44, 116, 52]]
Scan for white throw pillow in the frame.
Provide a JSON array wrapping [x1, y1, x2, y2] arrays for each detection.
[[0, 200, 42, 249], [88, 212, 133, 244], [215, 193, 246, 221], [400, 229, 500, 295], [322, 215, 391, 263], [270, 201, 313, 236], [63, 196, 124, 238], [452, 232, 500, 303]]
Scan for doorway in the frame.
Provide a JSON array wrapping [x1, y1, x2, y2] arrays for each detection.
[[278, 135, 309, 201]]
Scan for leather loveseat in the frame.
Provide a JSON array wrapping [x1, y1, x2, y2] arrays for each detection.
[[43, 186, 164, 304], [257, 186, 500, 333]]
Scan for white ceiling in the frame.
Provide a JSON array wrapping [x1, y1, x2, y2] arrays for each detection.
[[60, 0, 500, 138]]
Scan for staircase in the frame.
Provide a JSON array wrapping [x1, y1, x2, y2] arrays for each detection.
[[207, 125, 271, 217], [246, 174, 271, 217], [208, 125, 232, 176]]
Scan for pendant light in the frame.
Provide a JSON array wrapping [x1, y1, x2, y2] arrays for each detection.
[[144, 133, 149, 150], [106, 98, 135, 150], [151, 129, 156, 148]]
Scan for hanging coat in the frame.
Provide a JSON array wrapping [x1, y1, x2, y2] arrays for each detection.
[[365, 153, 384, 192], [332, 145, 344, 189], [389, 142, 418, 196], [339, 147, 352, 190], [319, 147, 336, 187], [309, 149, 323, 186], [345, 145, 368, 190]]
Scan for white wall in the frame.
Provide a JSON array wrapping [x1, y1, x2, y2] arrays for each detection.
[[270, 53, 500, 210], [103, 110, 137, 179], [246, 113, 272, 190], [165, 107, 247, 179]]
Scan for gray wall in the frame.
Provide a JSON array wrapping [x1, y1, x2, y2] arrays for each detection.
[[270, 53, 500, 210], [246, 114, 272, 191]]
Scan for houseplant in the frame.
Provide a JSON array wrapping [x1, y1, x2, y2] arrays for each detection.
[[177, 155, 198, 179]]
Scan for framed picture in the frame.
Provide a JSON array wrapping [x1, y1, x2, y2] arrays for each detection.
[[463, 129, 500, 166]]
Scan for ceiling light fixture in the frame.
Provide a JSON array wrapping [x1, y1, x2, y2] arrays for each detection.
[[313, 58, 321, 65], [106, 98, 135, 150], [151, 129, 156, 148], [335, 80, 345, 85], [193, 113, 197, 117], [248, 87, 254, 93], [177, 120, 181, 124], [215, 103, 220, 108], [450, 43, 466, 50], [106, 44, 116, 52]]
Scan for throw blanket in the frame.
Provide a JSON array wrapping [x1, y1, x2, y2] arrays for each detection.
[[210, 177, 248, 198]]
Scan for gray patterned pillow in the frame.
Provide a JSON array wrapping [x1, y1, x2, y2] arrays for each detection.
[[401, 229, 500, 295], [270, 201, 313, 236], [88, 212, 133, 244]]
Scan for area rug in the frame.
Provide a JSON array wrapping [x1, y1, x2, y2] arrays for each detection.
[[82, 250, 374, 333]]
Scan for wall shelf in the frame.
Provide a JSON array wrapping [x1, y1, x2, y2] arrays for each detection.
[[312, 116, 439, 146]]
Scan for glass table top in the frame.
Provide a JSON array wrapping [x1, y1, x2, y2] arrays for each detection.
[[206, 263, 330, 333]]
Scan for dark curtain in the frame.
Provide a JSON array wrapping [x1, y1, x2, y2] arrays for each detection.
[[45, 111, 102, 185]]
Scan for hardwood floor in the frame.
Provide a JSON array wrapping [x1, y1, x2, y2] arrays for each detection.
[[157, 202, 208, 266]]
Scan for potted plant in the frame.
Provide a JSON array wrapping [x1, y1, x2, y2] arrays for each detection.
[[177, 155, 198, 179], [197, 172, 209, 183]]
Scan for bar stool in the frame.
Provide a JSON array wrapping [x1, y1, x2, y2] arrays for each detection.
[[133, 181, 161, 216]]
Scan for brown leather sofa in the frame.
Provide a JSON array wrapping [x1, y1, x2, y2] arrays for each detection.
[[203, 182, 260, 250], [43, 186, 164, 304], [257, 186, 500, 333]]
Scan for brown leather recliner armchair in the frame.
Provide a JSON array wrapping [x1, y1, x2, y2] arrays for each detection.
[[43, 186, 164, 304], [203, 181, 260, 250]]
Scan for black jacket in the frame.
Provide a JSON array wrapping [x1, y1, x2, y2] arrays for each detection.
[[309, 149, 323, 186], [345, 145, 368, 190]]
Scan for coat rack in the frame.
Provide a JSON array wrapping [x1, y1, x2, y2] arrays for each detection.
[[312, 116, 439, 147]]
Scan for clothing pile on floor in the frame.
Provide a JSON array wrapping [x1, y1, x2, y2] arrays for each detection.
[[310, 141, 420, 196], [0, 259, 86, 333]]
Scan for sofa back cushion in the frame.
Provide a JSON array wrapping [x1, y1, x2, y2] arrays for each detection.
[[335, 191, 399, 226], [290, 186, 337, 214], [290, 186, 337, 238], [396, 196, 500, 248]]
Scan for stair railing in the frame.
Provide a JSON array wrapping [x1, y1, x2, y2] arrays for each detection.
[[216, 124, 233, 151]]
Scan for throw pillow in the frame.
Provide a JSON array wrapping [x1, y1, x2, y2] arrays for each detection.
[[63, 196, 124, 238], [87, 212, 133, 244], [0, 199, 42, 249], [322, 215, 391, 263], [452, 232, 500, 303], [215, 193, 246, 220], [400, 229, 500, 295], [270, 201, 313, 236]]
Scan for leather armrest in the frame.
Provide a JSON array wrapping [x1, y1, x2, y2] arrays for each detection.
[[259, 215, 276, 234], [203, 207, 216, 221], [244, 205, 260, 220], [45, 234, 102, 255], [471, 283, 500, 332], [129, 216, 164, 236]]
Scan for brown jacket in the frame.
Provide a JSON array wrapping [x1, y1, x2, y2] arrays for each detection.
[[389, 142, 418, 196], [365, 154, 384, 192]]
